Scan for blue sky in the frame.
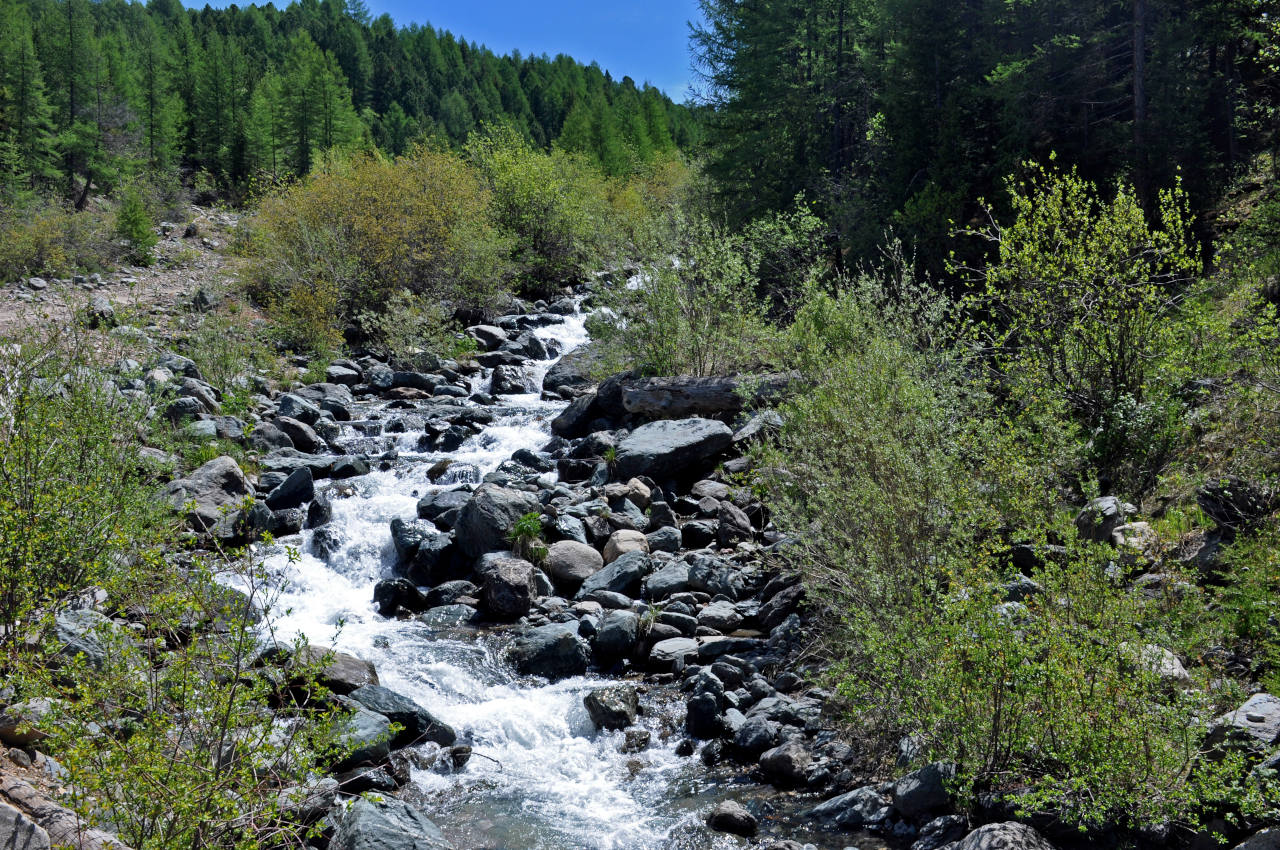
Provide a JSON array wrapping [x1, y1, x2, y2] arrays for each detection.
[[191, 0, 706, 100], [375, 1, 706, 100]]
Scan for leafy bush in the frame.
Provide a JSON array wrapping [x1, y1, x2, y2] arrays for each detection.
[[245, 146, 510, 353], [17, 549, 348, 850], [755, 268, 1264, 830], [0, 198, 116, 280], [962, 161, 1201, 491], [589, 213, 773, 377], [466, 126, 620, 297], [0, 323, 166, 649]]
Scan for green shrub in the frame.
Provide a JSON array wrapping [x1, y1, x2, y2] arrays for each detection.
[[962, 162, 1200, 490], [0, 323, 167, 650], [0, 198, 116, 280], [116, 186, 159, 266], [245, 146, 510, 352], [755, 269, 1263, 830], [17, 548, 347, 850], [509, 511, 548, 566], [466, 125, 620, 297], [589, 213, 773, 377]]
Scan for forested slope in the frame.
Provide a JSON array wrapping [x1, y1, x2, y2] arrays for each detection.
[[0, 0, 699, 202]]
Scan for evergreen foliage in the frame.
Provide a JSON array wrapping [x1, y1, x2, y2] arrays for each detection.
[[693, 0, 1280, 269], [0, 0, 698, 198]]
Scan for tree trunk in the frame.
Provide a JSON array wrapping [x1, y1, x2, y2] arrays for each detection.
[[1133, 0, 1148, 202]]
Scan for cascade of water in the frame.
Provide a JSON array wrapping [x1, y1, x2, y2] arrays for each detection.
[[243, 308, 867, 850]]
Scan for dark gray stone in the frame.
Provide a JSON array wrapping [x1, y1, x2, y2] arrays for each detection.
[[613, 418, 734, 480], [583, 685, 639, 730], [330, 797, 455, 850], [454, 484, 541, 558], [892, 761, 956, 818], [265, 466, 314, 510], [575, 550, 651, 600], [706, 800, 757, 837], [509, 623, 590, 680], [593, 610, 640, 660], [348, 684, 456, 747]]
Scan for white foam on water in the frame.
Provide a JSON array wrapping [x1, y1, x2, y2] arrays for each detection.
[[239, 309, 742, 849]]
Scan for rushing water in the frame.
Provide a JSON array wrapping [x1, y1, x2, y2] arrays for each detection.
[[242, 308, 878, 850]]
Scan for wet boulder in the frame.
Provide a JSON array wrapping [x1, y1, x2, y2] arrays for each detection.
[[614, 419, 734, 481], [583, 685, 639, 730], [706, 800, 757, 838], [277, 393, 321, 425], [550, 393, 600, 438], [454, 484, 541, 558], [332, 699, 392, 771], [373, 578, 431, 617], [417, 489, 472, 522], [509, 623, 590, 680], [265, 467, 314, 511], [330, 796, 455, 850], [481, 557, 536, 620], [294, 646, 378, 694], [490, 365, 533, 396], [348, 684, 456, 747]]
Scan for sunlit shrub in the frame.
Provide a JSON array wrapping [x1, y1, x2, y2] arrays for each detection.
[[245, 146, 510, 353]]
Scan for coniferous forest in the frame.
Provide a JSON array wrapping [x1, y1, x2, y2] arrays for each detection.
[[0, 0, 699, 202]]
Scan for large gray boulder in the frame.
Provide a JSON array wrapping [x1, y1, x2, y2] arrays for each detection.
[[454, 484, 541, 558], [1213, 692, 1280, 747], [545, 540, 604, 586], [642, 561, 690, 600], [330, 797, 455, 850], [1074, 496, 1129, 543], [54, 609, 122, 668], [891, 761, 955, 818], [348, 685, 456, 747], [613, 419, 734, 480], [332, 700, 392, 771], [583, 685, 639, 730], [950, 822, 1057, 850], [293, 646, 379, 694], [759, 739, 811, 786], [509, 623, 590, 680], [575, 550, 651, 600], [163, 456, 253, 533], [593, 610, 640, 660], [0, 801, 50, 850], [808, 785, 893, 829], [620, 373, 796, 420], [482, 557, 536, 619]]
